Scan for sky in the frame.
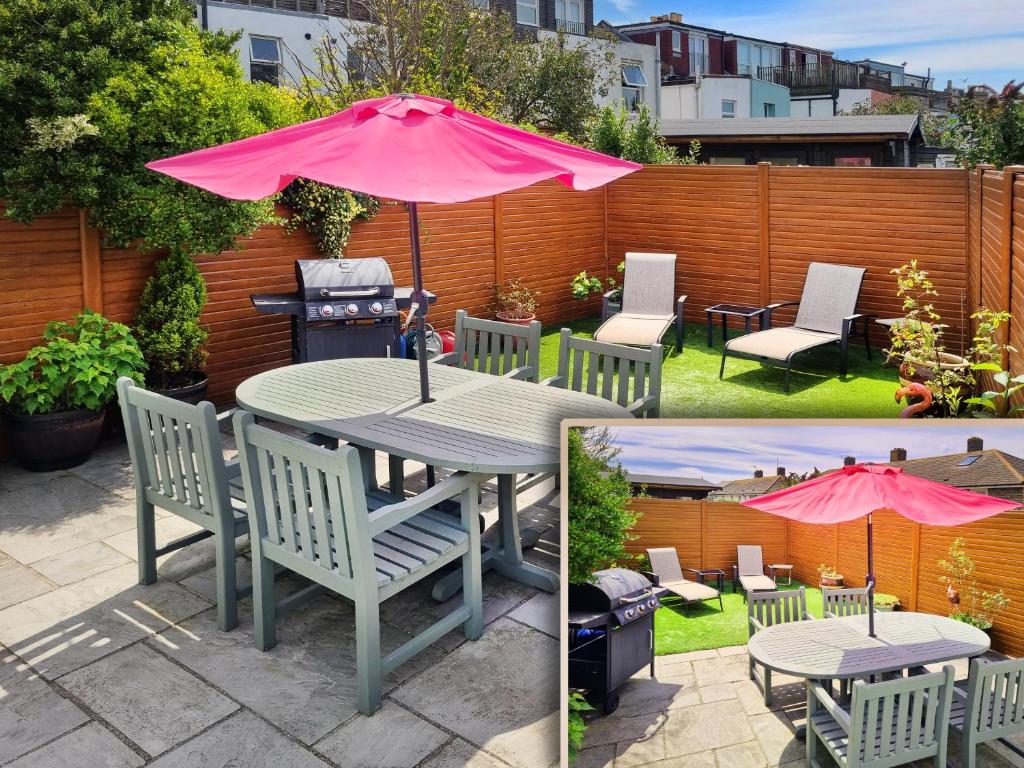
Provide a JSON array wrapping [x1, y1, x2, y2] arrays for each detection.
[[607, 423, 1024, 483], [595, 0, 1024, 91]]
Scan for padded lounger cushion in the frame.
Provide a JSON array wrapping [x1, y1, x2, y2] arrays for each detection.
[[724, 326, 839, 362], [594, 313, 673, 347], [662, 579, 721, 603], [739, 574, 777, 592]]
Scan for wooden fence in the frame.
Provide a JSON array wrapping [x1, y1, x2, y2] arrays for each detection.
[[626, 498, 1024, 656], [2, 165, 1023, 407]]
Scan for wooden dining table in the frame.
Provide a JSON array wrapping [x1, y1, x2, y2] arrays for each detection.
[[236, 357, 632, 599]]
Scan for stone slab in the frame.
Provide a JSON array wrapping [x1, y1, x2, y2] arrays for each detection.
[[31, 541, 132, 586], [313, 702, 448, 768], [418, 738, 510, 768], [0, 552, 53, 610], [662, 699, 756, 757], [507, 590, 559, 638], [5, 721, 144, 768], [59, 643, 238, 757]]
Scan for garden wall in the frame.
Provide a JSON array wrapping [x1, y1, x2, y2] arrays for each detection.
[[626, 498, 1024, 656]]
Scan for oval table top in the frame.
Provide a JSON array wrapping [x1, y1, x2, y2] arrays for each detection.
[[236, 358, 633, 474], [747, 611, 991, 680]]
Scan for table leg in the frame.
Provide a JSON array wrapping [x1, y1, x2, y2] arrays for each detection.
[[706, 312, 713, 347], [721, 314, 728, 344], [356, 446, 379, 492], [744, 316, 752, 335]]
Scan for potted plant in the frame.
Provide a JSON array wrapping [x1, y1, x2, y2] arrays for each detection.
[[873, 593, 900, 612], [134, 249, 210, 403], [0, 311, 146, 470], [817, 563, 844, 588], [939, 537, 1009, 635], [570, 261, 625, 320], [492, 277, 540, 326]]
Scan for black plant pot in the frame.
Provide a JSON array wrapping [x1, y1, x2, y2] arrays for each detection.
[[3, 408, 106, 471], [152, 371, 209, 405]]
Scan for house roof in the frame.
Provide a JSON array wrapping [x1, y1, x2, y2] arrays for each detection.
[[660, 115, 922, 142], [627, 472, 722, 490], [710, 475, 786, 496], [884, 450, 1024, 491]]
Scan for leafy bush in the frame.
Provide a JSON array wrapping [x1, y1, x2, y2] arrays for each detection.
[[568, 427, 637, 584], [491, 278, 540, 319], [0, 311, 146, 415], [587, 103, 679, 164], [943, 82, 1024, 169], [134, 250, 209, 388], [939, 537, 1009, 630], [281, 179, 381, 257], [567, 691, 594, 763], [873, 593, 900, 608]]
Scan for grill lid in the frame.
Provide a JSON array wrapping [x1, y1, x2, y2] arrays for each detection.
[[295, 258, 395, 301], [568, 568, 654, 613]]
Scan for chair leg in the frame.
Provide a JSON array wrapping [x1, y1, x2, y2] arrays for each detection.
[[784, 363, 792, 394], [461, 486, 483, 641], [137, 498, 158, 585], [215, 531, 238, 632], [960, 733, 975, 768], [763, 667, 772, 706], [355, 598, 383, 716], [388, 455, 405, 496], [252, 549, 277, 652], [719, 349, 727, 380]]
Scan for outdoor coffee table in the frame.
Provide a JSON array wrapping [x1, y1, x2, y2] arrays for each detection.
[[747, 611, 990, 736], [695, 568, 725, 593], [767, 563, 793, 586], [236, 358, 632, 599], [705, 303, 768, 347]]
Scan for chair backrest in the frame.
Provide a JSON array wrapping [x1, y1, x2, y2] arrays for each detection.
[[824, 587, 871, 617], [554, 329, 662, 413], [234, 410, 371, 589], [117, 376, 228, 522], [736, 545, 765, 577], [848, 665, 954, 768], [450, 310, 541, 382], [793, 262, 866, 336], [748, 587, 808, 636], [646, 547, 684, 583], [620, 252, 677, 316], [962, 657, 1024, 743]]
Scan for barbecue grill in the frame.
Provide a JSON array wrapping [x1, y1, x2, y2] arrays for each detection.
[[251, 258, 435, 364], [568, 568, 664, 714]]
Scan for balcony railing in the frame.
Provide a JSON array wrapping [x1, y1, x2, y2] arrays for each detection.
[[755, 62, 893, 96], [223, 0, 325, 11], [555, 18, 586, 36]]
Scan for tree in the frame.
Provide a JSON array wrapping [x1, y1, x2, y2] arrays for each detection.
[[567, 427, 638, 584], [586, 103, 680, 164], [840, 94, 945, 145], [942, 81, 1024, 169], [0, 2, 307, 253]]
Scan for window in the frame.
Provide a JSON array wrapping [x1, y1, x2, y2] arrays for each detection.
[[721, 99, 736, 118], [249, 36, 282, 86], [835, 156, 872, 167], [737, 42, 751, 75], [672, 30, 681, 54], [621, 63, 647, 88], [690, 33, 707, 74], [763, 102, 776, 117], [805, 52, 818, 68], [622, 88, 642, 112], [788, 49, 796, 65], [958, 455, 982, 466], [765, 157, 800, 166], [516, 0, 538, 26], [709, 156, 746, 165], [556, 0, 581, 21]]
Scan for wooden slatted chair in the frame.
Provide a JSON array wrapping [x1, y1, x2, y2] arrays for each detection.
[[748, 587, 813, 706], [950, 657, 1024, 768], [542, 329, 662, 417], [824, 587, 872, 618], [806, 665, 955, 768], [433, 309, 542, 382], [234, 410, 486, 716], [117, 376, 248, 632]]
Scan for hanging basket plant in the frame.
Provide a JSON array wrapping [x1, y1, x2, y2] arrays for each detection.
[[281, 178, 381, 257]]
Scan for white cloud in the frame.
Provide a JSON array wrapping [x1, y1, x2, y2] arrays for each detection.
[[870, 36, 1024, 76]]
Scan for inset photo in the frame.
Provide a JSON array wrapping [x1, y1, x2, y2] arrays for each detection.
[[566, 421, 1024, 768]]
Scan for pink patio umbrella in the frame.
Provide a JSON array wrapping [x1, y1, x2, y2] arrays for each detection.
[[146, 93, 641, 402], [742, 463, 1019, 636]]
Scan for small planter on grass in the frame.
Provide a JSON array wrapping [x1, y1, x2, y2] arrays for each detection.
[[873, 593, 900, 612]]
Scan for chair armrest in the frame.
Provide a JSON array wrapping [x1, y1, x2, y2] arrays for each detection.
[[767, 301, 799, 310], [802, 612, 815, 621], [368, 471, 491, 534], [641, 571, 661, 586], [628, 394, 659, 416], [732, 564, 738, 587], [540, 375, 564, 388], [503, 366, 534, 381], [603, 289, 619, 300], [682, 567, 701, 576], [808, 680, 852, 733], [677, 295, 688, 307], [764, 301, 798, 330], [823, 610, 837, 619], [841, 313, 875, 338], [749, 615, 764, 633], [432, 351, 457, 366], [216, 407, 239, 428]]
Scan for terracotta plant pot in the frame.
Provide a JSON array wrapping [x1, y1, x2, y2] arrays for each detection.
[[2, 407, 106, 471], [819, 575, 844, 588], [898, 353, 969, 388], [495, 312, 536, 327]]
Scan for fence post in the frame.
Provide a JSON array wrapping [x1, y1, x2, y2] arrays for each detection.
[[78, 210, 103, 314], [975, 164, 995, 311], [757, 162, 771, 306], [700, 500, 707, 570], [999, 166, 1022, 370], [493, 194, 504, 286], [908, 522, 921, 611]]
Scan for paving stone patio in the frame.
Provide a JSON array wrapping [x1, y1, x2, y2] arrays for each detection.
[[576, 647, 1024, 768], [0, 434, 560, 768]]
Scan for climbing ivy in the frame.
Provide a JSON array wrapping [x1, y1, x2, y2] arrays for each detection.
[[280, 179, 381, 257]]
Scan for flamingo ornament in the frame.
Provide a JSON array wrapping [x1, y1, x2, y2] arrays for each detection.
[[895, 382, 933, 418]]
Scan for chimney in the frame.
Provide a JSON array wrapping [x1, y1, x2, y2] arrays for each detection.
[[890, 448, 907, 462], [669, 11, 683, 22], [754, 469, 764, 478], [843, 456, 856, 466], [967, 436, 984, 453], [776, 467, 786, 476]]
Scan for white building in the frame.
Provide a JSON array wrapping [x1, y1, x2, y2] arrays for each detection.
[[660, 75, 791, 120]]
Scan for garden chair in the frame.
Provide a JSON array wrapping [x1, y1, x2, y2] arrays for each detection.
[[748, 587, 812, 706], [644, 547, 723, 612], [733, 544, 776, 600], [823, 587, 871, 618], [233, 410, 486, 716], [543, 329, 662, 417], [950, 657, 1024, 768], [806, 665, 955, 768], [432, 309, 542, 382], [117, 376, 248, 632], [593, 252, 686, 352], [719, 261, 872, 392]]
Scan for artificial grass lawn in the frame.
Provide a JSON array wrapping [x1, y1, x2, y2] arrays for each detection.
[[538, 318, 902, 418], [653, 580, 825, 655]]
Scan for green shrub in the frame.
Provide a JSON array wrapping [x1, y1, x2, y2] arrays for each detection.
[[134, 250, 208, 388], [281, 179, 380, 257], [567, 691, 594, 763], [0, 311, 146, 414]]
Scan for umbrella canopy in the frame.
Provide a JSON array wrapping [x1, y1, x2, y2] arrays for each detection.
[[146, 93, 641, 402], [742, 463, 1019, 636]]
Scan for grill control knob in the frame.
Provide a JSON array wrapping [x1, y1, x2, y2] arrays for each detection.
[[624, 609, 635, 619], [648, 599, 657, 608], [637, 604, 645, 613], [369, 301, 383, 315], [345, 303, 359, 316], [319, 304, 334, 317]]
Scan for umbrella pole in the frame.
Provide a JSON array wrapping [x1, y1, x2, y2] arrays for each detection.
[[866, 512, 875, 637], [407, 202, 433, 404]]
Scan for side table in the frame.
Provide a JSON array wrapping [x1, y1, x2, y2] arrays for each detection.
[[768, 564, 793, 586], [705, 304, 768, 347], [695, 568, 725, 593]]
